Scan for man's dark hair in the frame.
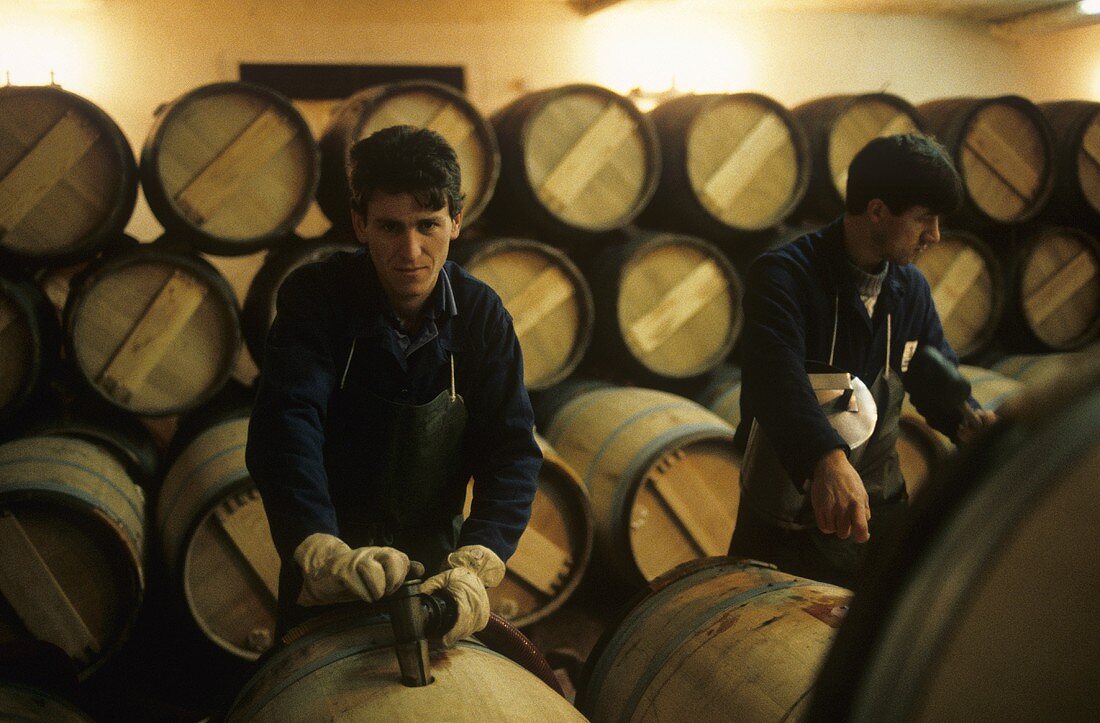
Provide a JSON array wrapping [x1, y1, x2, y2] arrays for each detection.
[[845, 133, 963, 216], [347, 125, 465, 219]]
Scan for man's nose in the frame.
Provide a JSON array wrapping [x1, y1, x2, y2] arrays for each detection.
[[397, 228, 421, 258], [925, 217, 941, 244]]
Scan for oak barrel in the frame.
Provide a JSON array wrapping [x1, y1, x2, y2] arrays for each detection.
[[455, 237, 594, 390], [913, 228, 1004, 360], [810, 357, 1100, 721], [0, 85, 137, 265], [0, 681, 93, 722], [222, 610, 586, 722], [140, 82, 319, 255], [157, 415, 279, 660], [792, 92, 924, 220], [490, 84, 660, 242], [0, 274, 59, 428], [241, 234, 358, 368], [0, 435, 145, 679], [543, 385, 739, 585], [1038, 100, 1100, 228], [64, 245, 241, 416], [992, 341, 1100, 387], [917, 95, 1055, 226], [578, 558, 852, 722], [1007, 225, 1100, 351], [317, 80, 498, 229], [693, 362, 742, 429], [464, 433, 593, 628], [646, 92, 810, 236], [587, 231, 743, 382], [900, 364, 1023, 497]]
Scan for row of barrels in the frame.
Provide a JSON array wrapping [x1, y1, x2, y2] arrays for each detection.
[[5, 216, 1099, 430], [2, 81, 1098, 267], [4, 349, 1096, 720]]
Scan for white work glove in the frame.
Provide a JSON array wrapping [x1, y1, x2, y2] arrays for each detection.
[[293, 533, 410, 606], [420, 545, 505, 646]]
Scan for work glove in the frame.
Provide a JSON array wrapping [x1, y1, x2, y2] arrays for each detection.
[[293, 533, 410, 606], [420, 544, 505, 646]]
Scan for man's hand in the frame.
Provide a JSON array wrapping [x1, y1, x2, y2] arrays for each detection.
[[809, 449, 871, 543], [957, 408, 997, 445], [293, 533, 410, 606], [420, 545, 505, 646]]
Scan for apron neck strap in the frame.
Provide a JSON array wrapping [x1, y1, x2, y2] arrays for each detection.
[[450, 353, 456, 401]]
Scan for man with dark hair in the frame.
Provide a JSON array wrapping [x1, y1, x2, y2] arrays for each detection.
[[728, 133, 996, 588], [247, 125, 541, 644]]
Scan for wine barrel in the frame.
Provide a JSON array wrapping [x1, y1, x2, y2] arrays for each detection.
[[1007, 225, 1100, 351], [913, 228, 1004, 360], [693, 362, 742, 429], [64, 245, 241, 417], [463, 434, 593, 628], [578, 558, 852, 722], [157, 415, 279, 660], [317, 80, 498, 229], [810, 356, 1100, 721], [992, 341, 1100, 387], [792, 92, 924, 220], [646, 92, 810, 236], [542, 385, 739, 585], [899, 364, 1023, 498], [1038, 100, 1100, 228], [241, 234, 358, 368], [918, 95, 1055, 226], [0, 682, 93, 722], [0, 85, 137, 265], [454, 238, 594, 390], [0, 275, 59, 428], [223, 609, 586, 722], [491, 84, 660, 242], [0, 435, 145, 679], [587, 231, 743, 383], [140, 82, 319, 256]]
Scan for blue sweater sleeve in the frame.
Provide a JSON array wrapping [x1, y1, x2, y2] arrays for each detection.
[[741, 257, 848, 486], [246, 269, 341, 559], [457, 297, 541, 562]]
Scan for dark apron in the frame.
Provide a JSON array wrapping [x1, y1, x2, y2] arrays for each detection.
[[730, 314, 908, 589], [276, 353, 468, 634]]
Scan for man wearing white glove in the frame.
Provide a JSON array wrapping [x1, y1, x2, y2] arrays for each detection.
[[420, 545, 505, 646], [247, 127, 541, 637]]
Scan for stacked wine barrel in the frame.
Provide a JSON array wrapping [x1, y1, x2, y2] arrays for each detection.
[[2, 78, 1098, 722]]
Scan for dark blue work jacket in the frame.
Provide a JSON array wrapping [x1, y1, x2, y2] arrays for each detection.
[[736, 218, 969, 485], [246, 250, 541, 563]]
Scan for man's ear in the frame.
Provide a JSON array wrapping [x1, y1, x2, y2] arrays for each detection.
[[351, 209, 369, 244], [450, 211, 463, 240], [866, 198, 889, 222]]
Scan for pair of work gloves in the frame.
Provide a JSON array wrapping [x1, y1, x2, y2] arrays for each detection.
[[292, 533, 505, 646]]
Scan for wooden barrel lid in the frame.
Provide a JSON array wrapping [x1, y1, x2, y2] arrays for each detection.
[[914, 228, 1004, 360], [0, 435, 145, 679], [793, 93, 923, 219], [1015, 226, 1100, 350], [0, 85, 137, 265], [457, 238, 594, 390], [649, 93, 809, 234], [492, 84, 660, 239], [157, 416, 278, 660], [241, 236, 358, 368], [1039, 101, 1100, 223], [464, 434, 593, 628], [919, 96, 1055, 225], [543, 386, 739, 584], [65, 246, 241, 416], [0, 276, 58, 426], [597, 233, 743, 380], [140, 82, 319, 255], [317, 81, 499, 229]]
